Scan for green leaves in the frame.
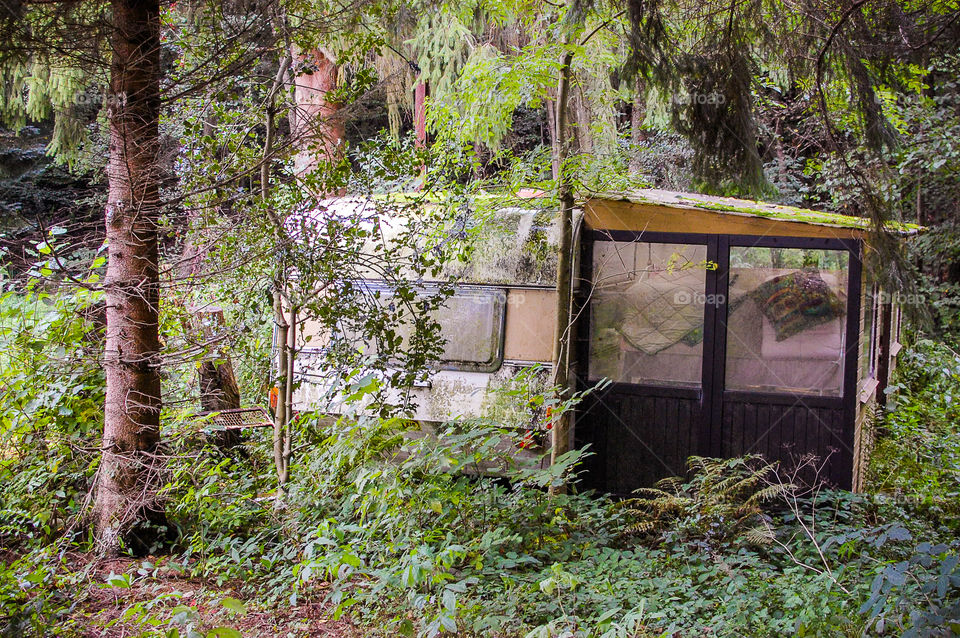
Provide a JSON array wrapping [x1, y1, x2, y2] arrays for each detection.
[[868, 340, 960, 506], [104, 573, 134, 589], [219, 597, 246, 615], [0, 255, 105, 550]]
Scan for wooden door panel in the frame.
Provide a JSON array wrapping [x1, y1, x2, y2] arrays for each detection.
[[719, 397, 848, 487], [576, 389, 701, 494]]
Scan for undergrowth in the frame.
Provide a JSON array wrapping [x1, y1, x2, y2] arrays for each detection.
[[145, 365, 960, 637], [2, 307, 960, 635], [868, 338, 960, 515]]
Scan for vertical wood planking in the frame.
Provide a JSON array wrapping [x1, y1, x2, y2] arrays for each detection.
[[678, 399, 690, 472], [668, 397, 680, 476], [569, 390, 857, 491], [575, 390, 702, 494], [744, 403, 757, 456], [653, 397, 667, 477]]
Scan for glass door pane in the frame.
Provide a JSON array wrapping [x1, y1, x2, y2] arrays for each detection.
[[724, 247, 849, 396], [589, 241, 709, 387]]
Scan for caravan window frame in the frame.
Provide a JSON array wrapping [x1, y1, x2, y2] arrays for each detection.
[[431, 285, 508, 373], [578, 230, 863, 404], [353, 281, 508, 374]]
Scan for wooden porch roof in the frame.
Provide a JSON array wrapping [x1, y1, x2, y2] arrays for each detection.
[[584, 189, 922, 239]]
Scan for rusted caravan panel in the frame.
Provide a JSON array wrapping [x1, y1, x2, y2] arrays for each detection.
[[290, 198, 570, 430], [503, 289, 557, 363]]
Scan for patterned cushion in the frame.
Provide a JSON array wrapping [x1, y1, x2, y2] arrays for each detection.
[[750, 269, 845, 342], [618, 275, 704, 354]]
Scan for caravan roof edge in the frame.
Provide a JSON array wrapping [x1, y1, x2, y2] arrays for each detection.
[[583, 189, 924, 238]]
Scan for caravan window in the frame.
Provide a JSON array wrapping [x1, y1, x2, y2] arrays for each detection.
[[433, 288, 506, 372], [724, 247, 849, 396], [588, 241, 709, 387], [342, 284, 506, 373]]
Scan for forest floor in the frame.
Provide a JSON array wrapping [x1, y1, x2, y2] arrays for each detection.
[[58, 555, 358, 637]]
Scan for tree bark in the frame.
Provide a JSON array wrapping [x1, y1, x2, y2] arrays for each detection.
[[290, 46, 345, 190], [94, 0, 165, 555], [549, 43, 576, 493]]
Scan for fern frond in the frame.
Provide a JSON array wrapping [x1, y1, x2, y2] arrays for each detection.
[[653, 476, 684, 493], [746, 483, 791, 505], [743, 524, 775, 545]]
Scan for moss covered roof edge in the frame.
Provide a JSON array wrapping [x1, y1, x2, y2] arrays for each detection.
[[587, 189, 924, 236]]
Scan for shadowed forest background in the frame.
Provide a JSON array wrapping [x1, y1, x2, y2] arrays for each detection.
[[1, 0, 960, 636]]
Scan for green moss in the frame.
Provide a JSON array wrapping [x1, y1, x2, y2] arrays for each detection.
[[604, 190, 923, 234], [480, 365, 552, 428], [360, 190, 922, 235], [370, 190, 552, 210], [443, 208, 560, 286]]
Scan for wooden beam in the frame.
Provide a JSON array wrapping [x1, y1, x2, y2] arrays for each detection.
[[585, 199, 865, 240]]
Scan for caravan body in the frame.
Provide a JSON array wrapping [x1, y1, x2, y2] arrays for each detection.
[[285, 190, 919, 491], [289, 196, 569, 442]]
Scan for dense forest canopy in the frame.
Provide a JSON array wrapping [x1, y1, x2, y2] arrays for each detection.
[[1, 0, 959, 635]]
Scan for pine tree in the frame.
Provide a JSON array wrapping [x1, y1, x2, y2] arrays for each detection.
[[0, 0, 165, 553], [94, 0, 165, 554]]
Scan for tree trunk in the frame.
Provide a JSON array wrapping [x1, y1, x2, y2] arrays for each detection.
[[546, 97, 559, 180], [94, 0, 165, 555], [628, 77, 646, 175], [290, 46, 345, 190], [262, 53, 295, 493], [272, 291, 291, 491], [549, 44, 576, 494], [414, 81, 428, 148], [196, 317, 241, 414], [196, 308, 242, 448]]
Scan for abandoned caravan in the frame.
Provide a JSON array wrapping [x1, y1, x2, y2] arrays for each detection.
[[282, 189, 921, 494]]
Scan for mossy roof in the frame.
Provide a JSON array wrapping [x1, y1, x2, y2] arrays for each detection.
[[289, 196, 566, 286], [591, 189, 923, 236]]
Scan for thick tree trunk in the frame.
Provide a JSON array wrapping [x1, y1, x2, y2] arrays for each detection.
[[290, 47, 345, 188], [94, 0, 165, 555]]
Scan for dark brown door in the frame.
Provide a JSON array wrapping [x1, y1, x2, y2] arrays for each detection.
[[576, 232, 716, 494], [576, 233, 861, 494], [711, 238, 860, 489]]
